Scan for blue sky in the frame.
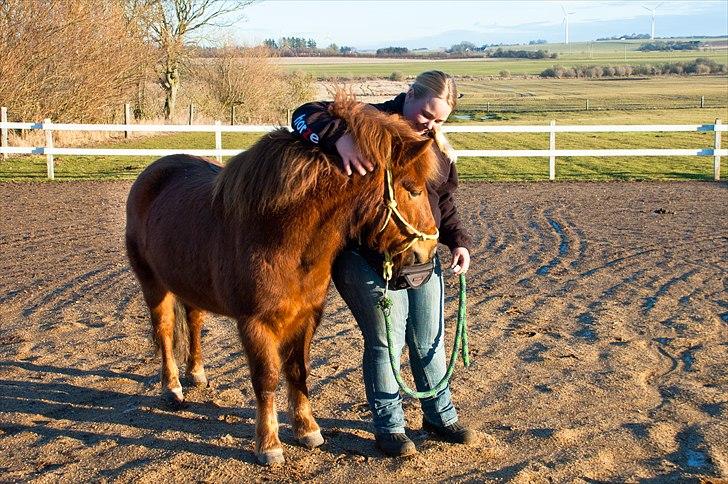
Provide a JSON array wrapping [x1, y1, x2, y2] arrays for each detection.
[[225, 0, 728, 49]]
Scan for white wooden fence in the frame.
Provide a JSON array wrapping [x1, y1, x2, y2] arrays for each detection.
[[0, 111, 724, 181]]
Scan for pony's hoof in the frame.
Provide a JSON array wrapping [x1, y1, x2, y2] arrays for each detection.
[[162, 387, 187, 410], [297, 430, 324, 449], [186, 372, 209, 388], [255, 448, 285, 466]]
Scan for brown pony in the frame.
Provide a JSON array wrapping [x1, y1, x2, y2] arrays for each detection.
[[125, 95, 439, 465]]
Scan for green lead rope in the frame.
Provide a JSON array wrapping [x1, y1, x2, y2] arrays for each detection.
[[377, 273, 470, 399]]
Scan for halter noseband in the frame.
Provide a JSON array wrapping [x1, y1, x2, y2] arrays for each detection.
[[378, 167, 439, 285]]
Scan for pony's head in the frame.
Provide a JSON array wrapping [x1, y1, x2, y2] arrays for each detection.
[[330, 93, 439, 270]]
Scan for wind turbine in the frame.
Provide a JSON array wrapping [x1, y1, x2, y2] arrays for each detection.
[[561, 5, 575, 44], [643, 3, 664, 40]]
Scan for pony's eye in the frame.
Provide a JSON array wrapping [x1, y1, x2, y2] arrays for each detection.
[[402, 181, 422, 197]]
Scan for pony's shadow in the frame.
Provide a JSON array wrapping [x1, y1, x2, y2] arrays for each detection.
[[0, 361, 376, 464]]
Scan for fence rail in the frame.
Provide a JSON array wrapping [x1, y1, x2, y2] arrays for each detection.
[[0, 112, 724, 181], [458, 97, 727, 114]]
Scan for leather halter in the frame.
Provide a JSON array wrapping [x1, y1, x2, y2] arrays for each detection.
[[378, 167, 439, 284]]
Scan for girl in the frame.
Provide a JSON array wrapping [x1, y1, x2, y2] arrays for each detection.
[[291, 71, 477, 457]]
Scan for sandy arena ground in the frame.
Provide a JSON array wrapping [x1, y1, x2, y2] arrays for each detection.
[[0, 180, 726, 482]]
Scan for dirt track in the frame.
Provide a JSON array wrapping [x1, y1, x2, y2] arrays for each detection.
[[1, 180, 727, 482]]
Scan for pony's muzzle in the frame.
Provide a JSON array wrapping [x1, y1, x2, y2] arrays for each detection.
[[411, 239, 438, 265]]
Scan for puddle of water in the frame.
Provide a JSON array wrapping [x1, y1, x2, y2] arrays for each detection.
[[654, 337, 672, 345], [720, 312, 728, 323], [451, 113, 500, 121]]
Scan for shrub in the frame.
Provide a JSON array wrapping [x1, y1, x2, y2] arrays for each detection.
[[499, 70, 510, 78], [695, 63, 711, 75], [389, 71, 405, 81], [540, 59, 724, 79], [188, 45, 314, 124]]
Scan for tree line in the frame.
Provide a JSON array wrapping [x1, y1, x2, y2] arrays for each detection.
[[261, 38, 356, 56]]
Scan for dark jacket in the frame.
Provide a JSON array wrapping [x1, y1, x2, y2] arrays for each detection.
[[291, 93, 472, 251]]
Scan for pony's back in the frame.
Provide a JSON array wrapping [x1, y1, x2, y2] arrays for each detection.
[[213, 128, 337, 222], [126, 154, 221, 240]]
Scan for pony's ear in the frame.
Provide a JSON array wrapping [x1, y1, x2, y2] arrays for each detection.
[[398, 138, 433, 168]]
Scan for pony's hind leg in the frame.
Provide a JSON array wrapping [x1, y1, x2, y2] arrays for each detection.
[[126, 238, 186, 409], [238, 319, 284, 465], [282, 322, 323, 449], [149, 292, 187, 409], [185, 305, 208, 388]]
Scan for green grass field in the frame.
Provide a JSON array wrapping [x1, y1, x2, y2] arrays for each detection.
[[2, 106, 725, 182], [278, 53, 728, 78], [454, 75, 728, 112], [275, 41, 728, 78]]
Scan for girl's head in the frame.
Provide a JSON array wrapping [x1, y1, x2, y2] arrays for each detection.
[[402, 70, 458, 135]]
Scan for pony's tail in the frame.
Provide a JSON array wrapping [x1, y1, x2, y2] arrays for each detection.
[[151, 296, 190, 365], [172, 298, 190, 365], [432, 126, 457, 163]]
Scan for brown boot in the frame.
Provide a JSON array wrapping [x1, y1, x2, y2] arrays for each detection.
[[422, 420, 478, 445], [374, 432, 417, 457]]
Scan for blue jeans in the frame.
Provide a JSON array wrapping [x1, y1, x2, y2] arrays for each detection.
[[332, 248, 458, 434]]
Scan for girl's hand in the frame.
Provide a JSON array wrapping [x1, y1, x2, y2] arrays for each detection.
[[450, 247, 470, 275], [335, 133, 374, 176]]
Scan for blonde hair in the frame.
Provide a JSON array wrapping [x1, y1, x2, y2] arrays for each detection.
[[410, 70, 458, 162]]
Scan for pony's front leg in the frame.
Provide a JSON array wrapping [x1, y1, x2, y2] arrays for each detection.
[[282, 322, 323, 449], [239, 320, 284, 465]]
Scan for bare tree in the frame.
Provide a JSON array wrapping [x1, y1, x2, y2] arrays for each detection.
[[126, 0, 254, 120]]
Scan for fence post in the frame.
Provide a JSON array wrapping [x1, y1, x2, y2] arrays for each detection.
[[701, 96, 705, 108], [215, 120, 222, 164], [188, 104, 195, 125], [44, 118, 54, 180], [549, 120, 556, 180], [1, 107, 7, 161], [231, 105, 236, 126], [715, 119, 722, 181], [286, 109, 292, 126], [586, 99, 590, 111], [124, 103, 131, 139]]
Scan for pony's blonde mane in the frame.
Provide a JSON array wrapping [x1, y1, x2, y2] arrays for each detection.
[[213, 92, 437, 221]]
